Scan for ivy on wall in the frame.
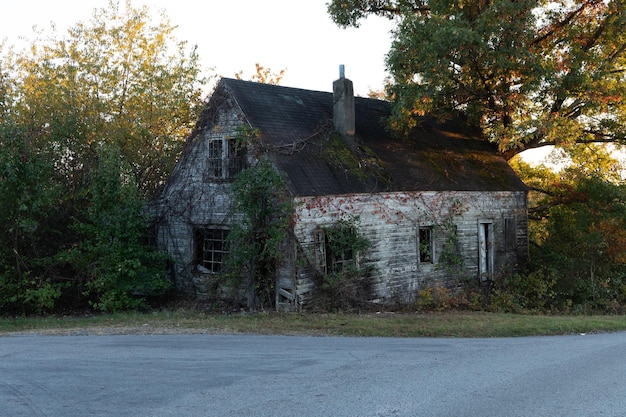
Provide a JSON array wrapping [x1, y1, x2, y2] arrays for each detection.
[[226, 157, 292, 309], [310, 216, 377, 311]]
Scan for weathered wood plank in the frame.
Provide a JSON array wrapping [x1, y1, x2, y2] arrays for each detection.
[[278, 288, 295, 301]]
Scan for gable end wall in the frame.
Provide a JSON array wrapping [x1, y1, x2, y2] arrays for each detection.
[[156, 97, 249, 297]]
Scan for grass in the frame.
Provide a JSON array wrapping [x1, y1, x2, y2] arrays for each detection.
[[2, 310, 626, 337]]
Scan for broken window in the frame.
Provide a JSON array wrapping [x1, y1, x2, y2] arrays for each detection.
[[313, 225, 360, 274], [207, 139, 224, 178], [228, 139, 246, 177], [194, 227, 229, 274], [418, 226, 433, 264], [207, 138, 246, 180], [329, 241, 355, 274]]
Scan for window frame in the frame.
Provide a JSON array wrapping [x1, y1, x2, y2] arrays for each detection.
[[206, 137, 246, 181], [313, 227, 359, 275], [418, 225, 434, 265], [194, 226, 230, 274], [313, 229, 328, 274]]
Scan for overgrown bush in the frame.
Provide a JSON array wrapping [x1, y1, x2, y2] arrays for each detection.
[[61, 146, 171, 312], [529, 177, 626, 312], [488, 268, 557, 312], [0, 124, 69, 314]]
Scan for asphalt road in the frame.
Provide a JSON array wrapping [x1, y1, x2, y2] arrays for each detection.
[[1, 332, 626, 417]]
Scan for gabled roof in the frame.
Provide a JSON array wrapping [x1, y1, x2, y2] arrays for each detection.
[[218, 77, 527, 196]]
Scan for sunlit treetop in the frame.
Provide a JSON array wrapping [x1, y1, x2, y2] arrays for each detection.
[[1, 0, 207, 197], [328, 0, 626, 159]]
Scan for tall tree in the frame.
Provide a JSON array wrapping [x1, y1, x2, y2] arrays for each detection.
[[328, 0, 626, 159], [0, 0, 206, 312], [509, 146, 626, 310], [4, 0, 206, 197]]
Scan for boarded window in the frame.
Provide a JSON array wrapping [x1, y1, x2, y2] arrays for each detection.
[[504, 217, 517, 250], [418, 227, 433, 264], [194, 227, 229, 273]]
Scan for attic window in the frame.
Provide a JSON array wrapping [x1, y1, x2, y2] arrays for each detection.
[[207, 139, 224, 177], [194, 227, 229, 274], [206, 138, 246, 180]]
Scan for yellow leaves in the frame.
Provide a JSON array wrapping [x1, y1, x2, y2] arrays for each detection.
[[235, 63, 287, 85], [3, 0, 205, 199]]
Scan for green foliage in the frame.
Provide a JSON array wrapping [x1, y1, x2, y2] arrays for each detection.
[[531, 177, 626, 310], [488, 268, 558, 313], [0, 0, 203, 314], [509, 144, 626, 313], [436, 214, 464, 274], [227, 158, 292, 309], [0, 123, 68, 314], [328, 0, 626, 158], [324, 217, 371, 263], [232, 125, 260, 152], [63, 146, 171, 312]]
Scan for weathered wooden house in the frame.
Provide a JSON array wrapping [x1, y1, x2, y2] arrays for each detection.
[[155, 72, 528, 309]]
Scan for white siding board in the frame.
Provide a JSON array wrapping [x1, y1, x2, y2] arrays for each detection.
[[292, 190, 528, 305]]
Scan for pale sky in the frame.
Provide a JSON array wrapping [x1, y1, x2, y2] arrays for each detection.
[[0, 0, 395, 96]]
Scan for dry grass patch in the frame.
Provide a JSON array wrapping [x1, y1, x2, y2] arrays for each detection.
[[3, 310, 626, 337]]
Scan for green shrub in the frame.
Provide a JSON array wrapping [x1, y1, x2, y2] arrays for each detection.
[[66, 146, 171, 312]]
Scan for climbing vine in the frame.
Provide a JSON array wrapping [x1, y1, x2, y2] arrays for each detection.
[[232, 124, 260, 153], [437, 212, 464, 275], [226, 157, 292, 309]]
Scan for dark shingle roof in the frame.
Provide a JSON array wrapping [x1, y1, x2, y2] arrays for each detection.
[[219, 78, 527, 196]]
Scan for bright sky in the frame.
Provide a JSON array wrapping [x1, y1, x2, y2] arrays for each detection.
[[0, 0, 395, 96]]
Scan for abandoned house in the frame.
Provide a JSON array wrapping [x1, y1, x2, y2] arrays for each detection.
[[154, 71, 529, 309]]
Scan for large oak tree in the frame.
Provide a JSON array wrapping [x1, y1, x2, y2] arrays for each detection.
[[328, 0, 626, 159]]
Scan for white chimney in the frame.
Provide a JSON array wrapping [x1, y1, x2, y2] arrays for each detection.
[[333, 65, 355, 137]]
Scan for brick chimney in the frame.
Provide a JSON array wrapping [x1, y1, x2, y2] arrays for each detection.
[[333, 65, 355, 137]]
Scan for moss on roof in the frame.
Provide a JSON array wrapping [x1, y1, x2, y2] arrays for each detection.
[[211, 78, 528, 196]]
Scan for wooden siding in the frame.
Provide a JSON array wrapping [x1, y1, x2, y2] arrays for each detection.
[[292, 191, 528, 305]]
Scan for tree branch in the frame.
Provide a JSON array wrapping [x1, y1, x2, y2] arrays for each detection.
[[531, 0, 599, 46]]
